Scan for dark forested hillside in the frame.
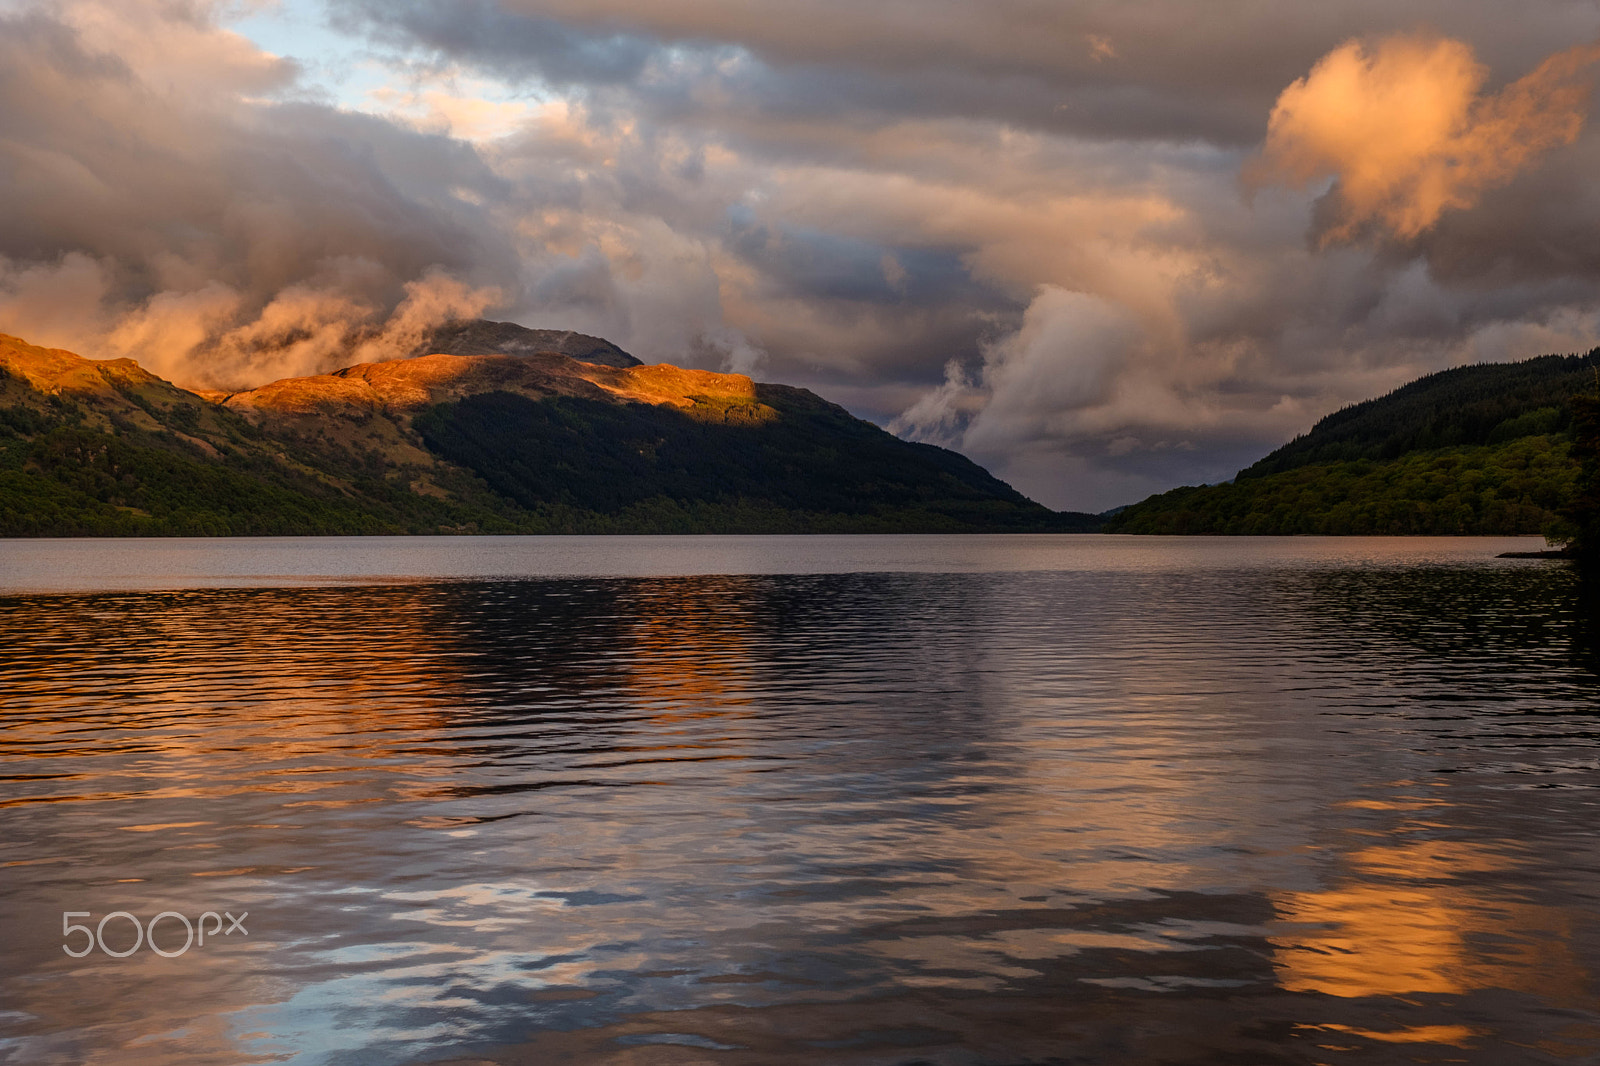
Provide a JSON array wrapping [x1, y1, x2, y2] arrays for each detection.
[[1109, 350, 1600, 536], [1242, 353, 1596, 477], [414, 385, 1067, 532]]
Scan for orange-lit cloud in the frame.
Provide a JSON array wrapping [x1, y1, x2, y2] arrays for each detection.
[[0, 259, 502, 391], [1251, 34, 1600, 242], [1086, 34, 1117, 62]]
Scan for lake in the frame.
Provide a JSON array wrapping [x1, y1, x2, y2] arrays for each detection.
[[1, 535, 1597, 1065]]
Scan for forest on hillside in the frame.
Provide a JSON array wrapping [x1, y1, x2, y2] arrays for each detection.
[[1109, 351, 1600, 537]]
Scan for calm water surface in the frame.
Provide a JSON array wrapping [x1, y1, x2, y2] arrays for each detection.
[[1, 535, 1597, 1065]]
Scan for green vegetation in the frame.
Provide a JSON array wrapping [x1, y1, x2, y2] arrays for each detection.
[[0, 423, 509, 537], [1561, 395, 1600, 559], [1109, 350, 1600, 537], [1240, 354, 1595, 476], [1109, 436, 1574, 535]]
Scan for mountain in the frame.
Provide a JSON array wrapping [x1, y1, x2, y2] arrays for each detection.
[[1107, 352, 1597, 536], [0, 326, 1098, 536], [411, 319, 641, 367]]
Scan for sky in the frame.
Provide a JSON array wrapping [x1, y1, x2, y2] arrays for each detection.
[[3, 1, 1600, 510]]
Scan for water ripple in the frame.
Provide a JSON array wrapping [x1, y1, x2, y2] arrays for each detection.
[[1, 539, 1598, 1064]]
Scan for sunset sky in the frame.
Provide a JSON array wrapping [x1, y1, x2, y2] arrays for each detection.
[[3, 0, 1600, 510]]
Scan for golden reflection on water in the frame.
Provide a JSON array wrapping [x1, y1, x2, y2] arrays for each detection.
[[619, 580, 757, 720], [1299, 1022, 1486, 1048], [0, 588, 472, 832], [1272, 833, 1587, 1003]]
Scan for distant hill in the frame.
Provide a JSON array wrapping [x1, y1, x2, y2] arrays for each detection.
[[0, 330, 1098, 536], [413, 319, 641, 368], [1108, 351, 1598, 536], [1241, 354, 1595, 476]]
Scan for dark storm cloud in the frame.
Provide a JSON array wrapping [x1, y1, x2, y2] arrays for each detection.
[[331, 0, 657, 86], [1411, 133, 1600, 286], [329, 0, 1600, 145], [726, 210, 987, 307]]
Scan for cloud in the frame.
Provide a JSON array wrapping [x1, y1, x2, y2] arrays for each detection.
[[0, 253, 116, 355], [0, 1, 519, 387], [891, 282, 1276, 511], [9, 0, 1600, 510], [350, 270, 494, 359], [1250, 34, 1600, 242], [888, 359, 979, 449], [98, 268, 502, 387], [105, 282, 246, 375], [331, 0, 1600, 148], [966, 289, 1143, 449], [892, 288, 1144, 456]]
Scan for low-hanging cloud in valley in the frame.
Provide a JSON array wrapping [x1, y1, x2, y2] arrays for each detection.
[[893, 288, 1142, 453], [101, 269, 502, 387], [1249, 33, 1600, 242]]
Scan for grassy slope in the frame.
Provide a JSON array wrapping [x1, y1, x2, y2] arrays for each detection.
[[0, 387, 511, 538]]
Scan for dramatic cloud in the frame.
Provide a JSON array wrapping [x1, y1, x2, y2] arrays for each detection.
[[4, 0, 1600, 508], [0, 1, 515, 387], [1251, 35, 1600, 242]]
